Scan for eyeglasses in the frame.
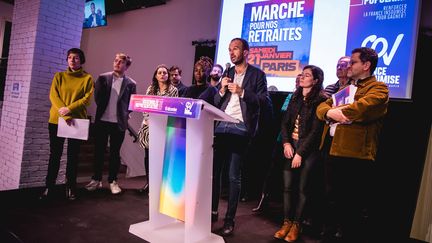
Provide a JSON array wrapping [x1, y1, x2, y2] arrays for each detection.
[[349, 60, 361, 66], [336, 61, 349, 69]]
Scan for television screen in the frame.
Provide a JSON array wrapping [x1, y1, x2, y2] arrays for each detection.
[[215, 0, 421, 99], [83, 0, 107, 29]]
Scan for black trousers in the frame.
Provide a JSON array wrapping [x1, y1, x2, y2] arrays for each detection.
[[46, 123, 82, 189], [282, 142, 320, 222], [144, 147, 149, 179], [92, 121, 125, 183], [322, 133, 373, 241]]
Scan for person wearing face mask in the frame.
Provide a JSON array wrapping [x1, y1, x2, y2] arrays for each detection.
[[40, 48, 94, 201]]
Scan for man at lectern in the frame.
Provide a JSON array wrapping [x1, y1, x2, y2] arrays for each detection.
[[212, 37, 270, 236]]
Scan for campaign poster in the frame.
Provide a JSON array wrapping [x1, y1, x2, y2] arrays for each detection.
[[346, 0, 420, 99], [241, 0, 315, 78]]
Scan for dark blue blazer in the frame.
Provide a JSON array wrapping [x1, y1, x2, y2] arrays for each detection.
[[85, 14, 102, 28], [214, 65, 269, 137], [94, 72, 137, 131]]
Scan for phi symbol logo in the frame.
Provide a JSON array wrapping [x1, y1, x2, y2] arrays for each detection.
[[184, 102, 193, 115], [361, 34, 404, 65]]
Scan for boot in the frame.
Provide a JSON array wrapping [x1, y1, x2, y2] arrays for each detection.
[[274, 220, 292, 239], [38, 188, 49, 200], [66, 186, 76, 201], [285, 221, 300, 242], [211, 211, 218, 222], [135, 183, 149, 195], [252, 193, 268, 212]]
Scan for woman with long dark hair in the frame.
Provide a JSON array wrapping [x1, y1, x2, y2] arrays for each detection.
[[274, 65, 326, 242], [136, 64, 178, 194]]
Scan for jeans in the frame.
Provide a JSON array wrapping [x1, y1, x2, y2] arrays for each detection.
[[214, 121, 248, 137], [212, 121, 250, 224]]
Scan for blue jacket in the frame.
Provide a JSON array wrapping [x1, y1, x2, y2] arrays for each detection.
[[85, 14, 102, 28]]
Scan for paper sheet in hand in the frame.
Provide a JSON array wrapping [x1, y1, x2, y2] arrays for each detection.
[[57, 118, 90, 140], [332, 84, 357, 107], [329, 84, 357, 136]]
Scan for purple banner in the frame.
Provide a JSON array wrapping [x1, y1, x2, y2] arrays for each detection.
[[129, 95, 203, 119]]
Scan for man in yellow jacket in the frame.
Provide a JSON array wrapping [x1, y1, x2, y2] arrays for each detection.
[[316, 47, 389, 243]]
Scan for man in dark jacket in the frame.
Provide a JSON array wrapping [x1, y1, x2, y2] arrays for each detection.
[[85, 53, 136, 195], [212, 38, 270, 236]]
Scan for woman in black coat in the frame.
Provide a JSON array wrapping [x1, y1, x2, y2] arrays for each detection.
[[274, 65, 327, 242]]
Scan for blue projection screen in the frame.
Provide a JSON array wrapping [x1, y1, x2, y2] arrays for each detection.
[[215, 0, 421, 99]]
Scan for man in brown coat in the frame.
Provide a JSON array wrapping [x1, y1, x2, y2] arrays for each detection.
[[316, 47, 389, 243]]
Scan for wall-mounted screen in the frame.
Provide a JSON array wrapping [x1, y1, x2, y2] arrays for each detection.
[[83, 0, 107, 29], [215, 0, 421, 99]]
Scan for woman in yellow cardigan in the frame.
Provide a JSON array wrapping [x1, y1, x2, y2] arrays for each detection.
[[40, 48, 93, 200]]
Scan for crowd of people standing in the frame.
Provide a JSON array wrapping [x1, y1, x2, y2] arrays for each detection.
[[40, 39, 389, 243]]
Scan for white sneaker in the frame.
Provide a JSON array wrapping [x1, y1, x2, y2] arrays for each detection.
[[85, 180, 102, 191], [110, 181, 122, 195]]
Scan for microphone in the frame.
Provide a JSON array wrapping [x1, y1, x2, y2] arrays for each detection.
[[223, 63, 231, 78], [222, 63, 231, 93]]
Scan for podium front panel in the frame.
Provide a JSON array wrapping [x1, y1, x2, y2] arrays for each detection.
[[129, 95, 230, 243], [159, 117, 186, 221]]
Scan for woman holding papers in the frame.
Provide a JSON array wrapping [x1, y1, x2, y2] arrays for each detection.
[[40, 48, 93, 201], [274, 65, 326, 242], [136, 64, 178, 194]]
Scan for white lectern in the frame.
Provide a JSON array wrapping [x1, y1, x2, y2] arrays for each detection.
[[128, 95, 237, 243]]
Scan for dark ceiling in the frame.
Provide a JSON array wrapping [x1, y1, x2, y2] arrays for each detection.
[[0, 0, 14, 5], [105, 0, 167, 15], [0, 0, 168, 15]]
